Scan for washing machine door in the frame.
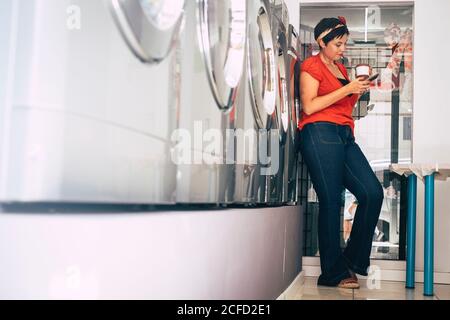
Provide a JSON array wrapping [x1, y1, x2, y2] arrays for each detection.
[[288, 25, 300, 144], [198, 0, 246, 112], [275, 26, 289, 145], [110, 0, 184, 63], [248, 0, 277, 129]]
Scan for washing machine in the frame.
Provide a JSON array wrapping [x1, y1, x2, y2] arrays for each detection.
[[265, 1, 289, 205], [174, 0, 246, 205], [241, 0, 278, 206], [0, 0, 183, 204], [282, 24, 301, 205], [233, 0, 275, 206]]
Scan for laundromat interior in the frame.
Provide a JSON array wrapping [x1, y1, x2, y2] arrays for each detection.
[[0, 0, 450, 300]]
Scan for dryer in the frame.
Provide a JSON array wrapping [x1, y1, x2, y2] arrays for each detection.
[[234, 0, 277, 206], [266, 1, 289, 205], [0, 0, 183, 204], [242, 0, 279, 206], [283, 24, 301, 205], [175, 0, 246, 205]]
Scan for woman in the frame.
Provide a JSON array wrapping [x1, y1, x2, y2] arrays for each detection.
[[299, 17, 384, 289]]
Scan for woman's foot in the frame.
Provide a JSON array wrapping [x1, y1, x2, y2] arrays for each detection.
[[338, 269, 359, 289], [337, 276, 360, 289], [317, 272, 360, 289]]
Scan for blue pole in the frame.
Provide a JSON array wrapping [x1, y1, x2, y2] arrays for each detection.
[[406, 174, 417, 288], [424, 174, 435, 296]]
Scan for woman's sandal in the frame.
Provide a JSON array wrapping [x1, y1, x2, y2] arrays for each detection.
[[337, 273, 360, 289]]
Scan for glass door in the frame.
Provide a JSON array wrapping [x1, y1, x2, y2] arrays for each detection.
[[248, 0, 277, 130], [198, 0, 247, 112], [110, 0, 185, 63]]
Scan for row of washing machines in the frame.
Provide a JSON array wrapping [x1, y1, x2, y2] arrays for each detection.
[[0, 0, 302, 207]]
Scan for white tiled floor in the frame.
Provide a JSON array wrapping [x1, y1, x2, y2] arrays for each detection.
[[286, 277, 450, 300]]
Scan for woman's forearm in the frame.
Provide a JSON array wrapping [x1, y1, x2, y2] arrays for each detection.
[[303, 86, 352, 115]]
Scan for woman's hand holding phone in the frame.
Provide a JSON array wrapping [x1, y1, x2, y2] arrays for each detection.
[[367, 73, 379, 82], [347, 77, 371, 95]]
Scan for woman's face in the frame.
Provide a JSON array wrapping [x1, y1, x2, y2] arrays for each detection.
[[321, 34, 348, 61]]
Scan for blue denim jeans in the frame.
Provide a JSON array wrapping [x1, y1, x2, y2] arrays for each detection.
[[299, 122, 384, 286]]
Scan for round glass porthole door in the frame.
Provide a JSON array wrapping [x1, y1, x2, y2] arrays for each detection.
[[110, 0, 185, 63], [275, 30, 289, 145], [247, 1, 277, 129], [288, 26, 301, 144], [198, 0, 247, 112]]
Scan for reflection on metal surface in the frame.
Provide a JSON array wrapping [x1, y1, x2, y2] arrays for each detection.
[[198, 0, 246, 111], [248, 1, 277, 129], [275, 30, 288, 137], [110, 0, 184, 63], [288, 24, 300, 144], [139, 0, 184, 30]]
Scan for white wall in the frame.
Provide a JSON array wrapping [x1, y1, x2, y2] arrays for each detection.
[[413, 0, 450, 276], [293, 0, 450, 281]]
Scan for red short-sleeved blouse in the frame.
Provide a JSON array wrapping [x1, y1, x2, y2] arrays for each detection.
[[298, 54, 359, 133]]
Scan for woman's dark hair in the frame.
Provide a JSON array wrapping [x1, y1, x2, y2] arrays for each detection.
[[314, 17, 350, 46]]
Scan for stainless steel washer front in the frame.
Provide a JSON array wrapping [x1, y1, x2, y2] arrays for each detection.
[[267, 13, 289, 205], [247, 0, 277, 204], [175, 0, 246, 205], [283, 24, 301, 205], [198, 0, 246, 112], [110, 0, 185, 63], [0, 0, 184, 204], [248, 0, 277, 131]]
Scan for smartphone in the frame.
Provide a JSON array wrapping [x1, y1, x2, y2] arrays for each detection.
[[367, 73, 379, 82]]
